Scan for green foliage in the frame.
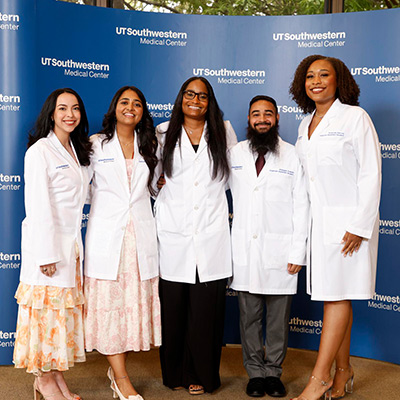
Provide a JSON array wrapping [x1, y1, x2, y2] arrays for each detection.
[[60, 0, 400, 14]]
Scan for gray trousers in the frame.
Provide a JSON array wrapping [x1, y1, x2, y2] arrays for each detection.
[[238, 291, 292, 379]]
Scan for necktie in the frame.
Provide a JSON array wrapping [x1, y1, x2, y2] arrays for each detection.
[[255, 151, 265, 176]]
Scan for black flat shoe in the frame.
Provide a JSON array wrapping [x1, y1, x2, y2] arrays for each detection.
[[246, 377, 265, 397], [264, 376, 287, 397]]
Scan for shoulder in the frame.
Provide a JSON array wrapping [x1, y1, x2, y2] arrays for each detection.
[[156, 121, 170, 135], [25, 137, 50, 160]]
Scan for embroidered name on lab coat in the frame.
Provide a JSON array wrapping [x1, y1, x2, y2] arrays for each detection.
[[98, 158, 115, 163], [56, 164, 70, 170], [320, 131, 344, 137], [232, 165, 243, 170], [269, 168, 294, 176]]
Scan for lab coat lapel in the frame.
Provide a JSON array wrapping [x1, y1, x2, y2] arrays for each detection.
[[109, 133, 130, 197], [310, 98, 342, 140], [197, 122, 208, 155], [242, 142, 258, 182], [48, 131, 81, 175]]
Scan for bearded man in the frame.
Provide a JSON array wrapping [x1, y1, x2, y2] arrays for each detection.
[[229, 95, 308, 398]]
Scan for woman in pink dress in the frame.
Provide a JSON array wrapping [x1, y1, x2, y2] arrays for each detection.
[[13, 88, 92, 400], [84, 86, 161, 400]]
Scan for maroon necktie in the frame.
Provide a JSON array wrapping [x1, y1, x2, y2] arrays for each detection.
[[255, 151, 265, 176]]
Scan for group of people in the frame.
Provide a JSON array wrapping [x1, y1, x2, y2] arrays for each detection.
[[12, 54, 381, 400]]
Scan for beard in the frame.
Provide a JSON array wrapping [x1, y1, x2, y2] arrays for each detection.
[[247, 122, 280, 155]]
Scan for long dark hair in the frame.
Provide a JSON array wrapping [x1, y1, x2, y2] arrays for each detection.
[[162, 77, 230, 181], [100, 86, 158, 194], [28, 88, 92, 166], [289, 55, 360, 114]]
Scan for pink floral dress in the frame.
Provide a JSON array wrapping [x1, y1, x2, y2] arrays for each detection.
[[84, 159, 161, 354]]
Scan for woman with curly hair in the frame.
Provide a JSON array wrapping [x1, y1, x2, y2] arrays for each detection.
[[14, 88, 92, 400], [84, 86, 160, 400], [289, 55, 381, 400], [155, 77, 237, 395]]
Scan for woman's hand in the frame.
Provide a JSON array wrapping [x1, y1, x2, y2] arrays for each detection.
[[287, 264, 302, 275], [341, 231, 363, 257], [157, 173, 166, 190], [40, 263, 56, 277]]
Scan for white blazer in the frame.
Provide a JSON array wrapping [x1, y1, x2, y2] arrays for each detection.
[[155, 120, 237, 284], [295, 99, 381, 301], [84, 133, 158, 281], [20, 131, 89, 288], [229, 139, 308, 295]]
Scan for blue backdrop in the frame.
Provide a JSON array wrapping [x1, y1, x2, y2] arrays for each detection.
[[0, 0, 399, 365]]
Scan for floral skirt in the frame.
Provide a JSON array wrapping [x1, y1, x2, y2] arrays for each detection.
[[84, 214, 162, 355], [13, 258, 85, 374]]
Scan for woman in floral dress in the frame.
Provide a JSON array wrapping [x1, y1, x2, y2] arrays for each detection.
[[84, 86, 161, 400], [13, 88, 92, 400]]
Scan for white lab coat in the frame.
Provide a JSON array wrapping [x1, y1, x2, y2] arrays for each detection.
[[20, 131, 89, 288], [155, 120, 237, 284], [229, 138, 308, 295], [295, 99, 381, 301], [84, 133, 159, 281]]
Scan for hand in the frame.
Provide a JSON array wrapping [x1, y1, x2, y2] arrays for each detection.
[[341, 231, 363, 257], [157, 173, 166, 190], [287, 263, 302, 275], [40, 263, 56, 277]]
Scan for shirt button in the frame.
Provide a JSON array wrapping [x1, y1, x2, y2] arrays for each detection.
[[310, 177, 315, 182], [194, 181, 199, 186], [254, 187, 259, 192], [194, 205, 199, 210], [253, 234, 258, 239]]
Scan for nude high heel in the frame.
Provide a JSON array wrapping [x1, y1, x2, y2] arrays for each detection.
[[331, 366, 354, 399], [33, 378, 67, 400], [290, 375, 332, 400]]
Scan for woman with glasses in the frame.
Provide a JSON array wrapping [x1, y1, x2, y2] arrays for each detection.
[[155, 77, 237, 395]]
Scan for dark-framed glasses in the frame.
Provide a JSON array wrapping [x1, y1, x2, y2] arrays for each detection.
[[183, 90, 209, 102]]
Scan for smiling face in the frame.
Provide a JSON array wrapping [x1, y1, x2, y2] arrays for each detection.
[[248, 100, 279, 134], [305, 59, 337, 108], [182, 79, 209, 121], [115, 89, 143, 130], [52, 92, 81, 137]]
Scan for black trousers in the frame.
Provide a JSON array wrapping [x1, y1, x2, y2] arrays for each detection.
[[159, 275, 226, 393]]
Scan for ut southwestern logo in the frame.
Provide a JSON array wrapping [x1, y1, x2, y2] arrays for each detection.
[[0, 173, 21, 191], [0, 11, 20, 31], [380, 143, 400, 160], [289, 316, 323, 335], [116, 26, 187, 47], [351, 65, 400, 83], [368, 292, 400, 313], [273, 31, 346, 48], [0, 331, 15, 348], [41, 57, 110, 80], [277, 105, 304, 121], [147, 103, 174, 119], [0, 252, 21, 269], [379, 218, 400, 236], [0, 93, 21, 112], [193, 68, 266, 85]]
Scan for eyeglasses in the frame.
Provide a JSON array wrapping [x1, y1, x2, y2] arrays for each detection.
[[183, 90, 209, 102]]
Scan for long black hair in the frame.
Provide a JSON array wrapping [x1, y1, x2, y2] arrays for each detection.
[[162, 77, 230, 181], [100, 86, 158, 194], [28, 88, 92, 166]]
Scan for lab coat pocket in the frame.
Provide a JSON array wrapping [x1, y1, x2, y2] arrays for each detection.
[[323, 206, 356, 244], [317, 137, 343, 166], [266, 172, 292, 201], [85, 216, 114, 255], [135, 219, 158, 257], [262, 233, 291, 270], [231, 228, 247, 266]]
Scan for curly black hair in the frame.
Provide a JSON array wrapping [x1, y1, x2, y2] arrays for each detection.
[[289, 55, 360, 114]]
